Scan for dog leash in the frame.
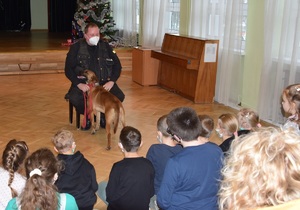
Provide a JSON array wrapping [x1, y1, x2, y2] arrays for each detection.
[[82, 84, 95, 128], [82, 92, 89, 128]]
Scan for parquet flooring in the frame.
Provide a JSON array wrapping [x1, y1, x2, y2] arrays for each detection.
[[0, 71, 239, 209]]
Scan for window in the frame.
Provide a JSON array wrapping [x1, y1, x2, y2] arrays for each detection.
[[136, 0, 140, 33], [241, 0, 248, 51], [167, 0, 180, 33], [206, 0, 248, 52]]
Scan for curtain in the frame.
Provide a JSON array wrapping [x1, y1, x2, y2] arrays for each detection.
[[142, 0, 168, 47], [48, 0, 77, 32], [258, 0, 300, 125], [0, 0, 31, 31], [189, 0, 219, 38], [189, 0, 245, 108], [111, 0, 138, 46]]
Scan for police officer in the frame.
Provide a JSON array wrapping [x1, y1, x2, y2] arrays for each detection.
[[65, 22, 125, 130]]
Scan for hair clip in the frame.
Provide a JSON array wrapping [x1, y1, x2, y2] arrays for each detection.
[[296, 87, 300, 92], [29, 168, 42, 177], [167, 127, 182, 143]]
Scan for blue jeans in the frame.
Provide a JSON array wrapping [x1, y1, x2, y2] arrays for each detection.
[[96, 181, 108, 205]]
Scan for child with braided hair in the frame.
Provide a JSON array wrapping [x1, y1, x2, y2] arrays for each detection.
[[0, 139, 28, 209], [5, 148, 78, 210]]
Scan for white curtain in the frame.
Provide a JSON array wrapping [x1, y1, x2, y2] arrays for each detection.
[[142, 0, 168, 47], [189, 0, 245, 108], [111, 0, 138, 46], [258, 0, 300, 125]]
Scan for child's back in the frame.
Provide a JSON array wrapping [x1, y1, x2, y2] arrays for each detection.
[[106, 157, 154, 210], [157, 107, 223, 210], [105, 126, 154, 210], [55, 151, 97, 209], [146, 115, 183, 194], [52, 129, 98, 210]]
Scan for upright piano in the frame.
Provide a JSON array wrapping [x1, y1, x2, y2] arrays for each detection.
[[151, 33, 219, 103]]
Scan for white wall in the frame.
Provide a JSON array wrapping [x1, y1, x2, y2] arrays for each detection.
[[31, 0, 48, 30]]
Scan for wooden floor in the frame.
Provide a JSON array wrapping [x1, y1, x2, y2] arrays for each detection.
[[0, 70, 239, 209], [0, 31, 71, 52], [0, 31, 275, 209]]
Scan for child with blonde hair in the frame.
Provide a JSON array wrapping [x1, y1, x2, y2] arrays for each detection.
[[219, 127, 300, 210], [217, 113, 239, 154], [52, 129, 98, 210], [237, 108, 261, 131], [281, 83, 300, 134]]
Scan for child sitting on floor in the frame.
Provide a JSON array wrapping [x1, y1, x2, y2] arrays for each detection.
[[217, 113, 239, 154], [97, 126, 155, 210], [52, 129, 98, 210], [237, 107, 261, 133], [146, 115, 183, 210], [281, 83, 300, 135]]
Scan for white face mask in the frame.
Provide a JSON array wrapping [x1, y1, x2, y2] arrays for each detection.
[[89, 36, 100, 46], [157, 135, 163, 144], [215, 128, 223, 138]]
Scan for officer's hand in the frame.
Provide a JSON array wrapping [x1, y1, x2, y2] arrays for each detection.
[[103, 81, 114, 91], [77, 83, 90, 92]]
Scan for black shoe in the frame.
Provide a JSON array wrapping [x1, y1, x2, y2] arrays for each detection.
[[81, 119, 91, 130], [100, 113, 106, 128]]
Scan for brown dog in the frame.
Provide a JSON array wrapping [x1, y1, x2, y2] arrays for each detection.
[[83, 70, 125, 150]]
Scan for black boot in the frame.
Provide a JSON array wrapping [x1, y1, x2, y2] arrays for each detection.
[[81, 119, 91, 130], [100, 113, 106, 128]]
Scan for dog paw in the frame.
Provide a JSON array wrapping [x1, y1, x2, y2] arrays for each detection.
[[91, 130, 96, 135], [106, 146, 111, 150]]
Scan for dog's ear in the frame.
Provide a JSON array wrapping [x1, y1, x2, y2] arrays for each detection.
[[91, 74, 98, 83]]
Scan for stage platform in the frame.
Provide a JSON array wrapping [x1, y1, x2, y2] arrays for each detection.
[[0, 31, 132, 75]]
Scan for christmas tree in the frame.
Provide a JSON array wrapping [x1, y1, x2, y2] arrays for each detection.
[[73, 0, 118, 41]]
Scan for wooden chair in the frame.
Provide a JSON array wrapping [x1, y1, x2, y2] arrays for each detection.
[[69, 101, 80, 129]]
